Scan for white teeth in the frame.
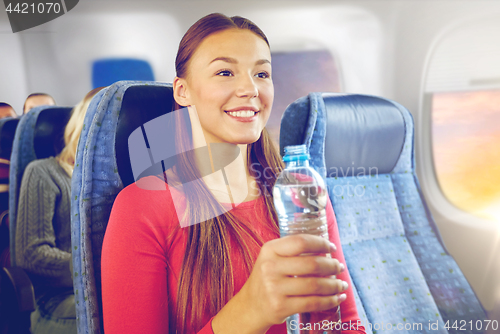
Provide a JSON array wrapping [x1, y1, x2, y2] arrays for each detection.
[[226, 110, 256, 117]]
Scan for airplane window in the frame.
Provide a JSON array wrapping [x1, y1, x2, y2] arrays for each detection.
[[267, 49, 341, 146], [432, 89, 500, 221]]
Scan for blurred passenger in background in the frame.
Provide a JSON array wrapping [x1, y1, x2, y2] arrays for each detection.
[[23, 93, 56, 114], [0, 102, 17, 118], [0, 122, 10, 267], [0, 102, 16, 266], [15, 87, 103, 334]]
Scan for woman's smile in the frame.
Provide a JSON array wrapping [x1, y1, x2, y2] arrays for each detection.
[[224, 105, 259, 121]]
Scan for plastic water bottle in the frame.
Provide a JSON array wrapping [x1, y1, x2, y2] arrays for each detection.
[[273, 145, 341, 334]]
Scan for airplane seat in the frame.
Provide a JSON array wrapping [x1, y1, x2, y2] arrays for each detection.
[[0, 117, 19, 268], [71, 81, 173, 333], [280, 93, 487, 333], [2, 106, 71, 334], [9, 106, 72, 266], [0, 117, 19, 162]]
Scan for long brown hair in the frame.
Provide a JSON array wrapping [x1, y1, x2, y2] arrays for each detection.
[[171, 13, 283, 333]]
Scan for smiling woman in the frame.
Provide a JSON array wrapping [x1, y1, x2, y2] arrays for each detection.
[[101, 13, 365, 334]]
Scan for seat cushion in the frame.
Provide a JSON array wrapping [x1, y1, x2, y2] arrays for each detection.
[[328, 175, 448, 333]]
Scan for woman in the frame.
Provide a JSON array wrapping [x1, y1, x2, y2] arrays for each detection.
[[101, 13, 366, 334], [15, 87, 103, 334]]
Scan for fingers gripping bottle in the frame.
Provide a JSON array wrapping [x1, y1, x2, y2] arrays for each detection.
[[273, 145, 341, 334]]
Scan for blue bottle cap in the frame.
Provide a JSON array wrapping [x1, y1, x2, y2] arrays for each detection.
[[283, 145, 310, 162]]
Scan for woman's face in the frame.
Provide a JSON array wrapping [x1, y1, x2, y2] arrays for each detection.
[[175, 28, 273, 145]]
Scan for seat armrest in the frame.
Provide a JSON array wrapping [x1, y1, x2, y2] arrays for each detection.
[[0, 210, 8, 228], [1, 267, 35, 312]]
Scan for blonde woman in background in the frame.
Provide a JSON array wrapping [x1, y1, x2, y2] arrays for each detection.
[[15, 87, 104, 334]]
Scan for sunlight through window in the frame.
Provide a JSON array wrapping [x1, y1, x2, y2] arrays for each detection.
[[432, 90, 500, 221]]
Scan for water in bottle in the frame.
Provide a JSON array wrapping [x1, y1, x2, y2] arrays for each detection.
[[273, 145, 341, 334]]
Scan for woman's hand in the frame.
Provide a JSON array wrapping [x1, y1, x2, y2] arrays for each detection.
[[212, 234, 348, 334]]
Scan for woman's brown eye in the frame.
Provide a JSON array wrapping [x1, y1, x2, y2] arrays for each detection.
[[217, 70, 233, 76], [256, 72, 270, 79]]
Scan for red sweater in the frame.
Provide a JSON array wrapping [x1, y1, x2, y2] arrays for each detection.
[[101, 176, 366, 334]]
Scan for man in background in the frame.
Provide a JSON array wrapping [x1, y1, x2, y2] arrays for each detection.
[[23, 93, 56, 114], [0, 102, 17, 119]]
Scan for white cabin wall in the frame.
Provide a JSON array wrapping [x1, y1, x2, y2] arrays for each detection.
[[0, 11, 28, 115], [150, 0, 390, 98], [19, 29, 64, 106], [85, 0, 390, 98], [2, 0, 392, 108], [17, 3, 182, 106], [242, 5, 386, 97]]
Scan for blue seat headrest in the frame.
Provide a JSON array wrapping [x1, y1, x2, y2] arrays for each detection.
[[33, 107, 72, 159], [0, 117, 20, 160], [115, 85, 175, 187], [322, 93, 406, 176], [280, 93, 412, 177]]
